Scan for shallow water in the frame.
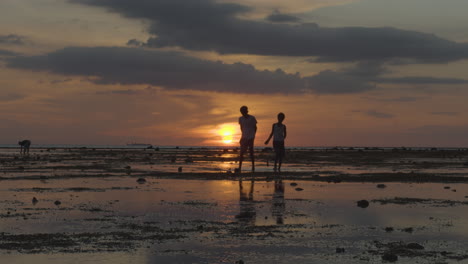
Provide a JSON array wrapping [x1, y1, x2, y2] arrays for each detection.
[[1, 176, 468, 263], [2, 147, 468, 263]]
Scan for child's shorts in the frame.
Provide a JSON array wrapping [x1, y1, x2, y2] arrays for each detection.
[[273, 141, 285, 157]]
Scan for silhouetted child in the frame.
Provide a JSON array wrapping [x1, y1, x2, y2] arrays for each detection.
[[265, 113, 286, 172], [18, 140, 31, 155], [238, 106, 257, 173]]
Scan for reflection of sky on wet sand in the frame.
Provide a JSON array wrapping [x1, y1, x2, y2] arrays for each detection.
[[2, 177, 468, 263]]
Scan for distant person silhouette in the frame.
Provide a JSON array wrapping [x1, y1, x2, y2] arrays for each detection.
[[18, 140, 31, 155], [238, 106, 257, 173], [265, 112, 287, 172]]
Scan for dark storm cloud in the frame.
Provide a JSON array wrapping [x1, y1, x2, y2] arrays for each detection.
[[7, 46, 304, 94], [0, 93, 25, 102], [377, 76, 468, 84], [304, 69, 376, 94], [366, 110, 394, 119], [351, 109, 394, 119], [266, 11, 301, 23], [0, 34, 26, 45], [50, 78, 73, 84], [306, 61, 468, 93], [70, 0, 468, 62], [96, 89, 141, 95], [361, 96, 420, 102], [0, 49, 18, 56], [7, 47, 468, 94], [127, 39, 145, 47], [430, 112, 459, 116]]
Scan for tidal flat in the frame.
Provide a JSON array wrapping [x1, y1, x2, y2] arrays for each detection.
[[1, 147, 468, 263]]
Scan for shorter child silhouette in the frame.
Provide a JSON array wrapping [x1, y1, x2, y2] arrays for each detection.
[[265, 113, 286, 172]]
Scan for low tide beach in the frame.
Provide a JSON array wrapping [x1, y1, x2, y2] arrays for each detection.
[[1, 147, 468, 263]]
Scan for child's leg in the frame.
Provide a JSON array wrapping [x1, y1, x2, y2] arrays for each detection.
[[278, 155, 282, 172], [278, 143, 285, 172], [274, 152, 279, 172], [239, 143, 247, 171], [249, 140, 255, 172]]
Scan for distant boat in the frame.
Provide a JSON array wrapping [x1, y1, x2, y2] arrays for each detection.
[[126, 143, 152, 147]]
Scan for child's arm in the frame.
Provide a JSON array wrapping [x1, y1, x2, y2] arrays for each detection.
[[264, 124, 274, 145], [283, 125, 287, 140]]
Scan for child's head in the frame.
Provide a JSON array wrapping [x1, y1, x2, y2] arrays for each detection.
[[277, 112, 285, 122], [240, 106, 249, 116]]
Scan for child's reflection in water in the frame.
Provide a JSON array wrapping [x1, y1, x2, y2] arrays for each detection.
[[272, 179, 285, 225]]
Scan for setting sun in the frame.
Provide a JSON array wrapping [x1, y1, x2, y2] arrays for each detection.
[[218, 124, 236, 145]]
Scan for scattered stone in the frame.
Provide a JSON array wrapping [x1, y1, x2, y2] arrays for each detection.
[[136, 178, 147, 184], [332, 178, 342, 183], [452, 189, 457, 192], [382, 253, 398, 262], [290, 183, 298, 186], [54, 200, 61, 206], [444, 186, 451, 189], [377, 184, 387, 189], [385, 227, 394, 232], [336, 247, 345, 253], [402, 227, 413, 233], [32, 197, 38, 205], [406, 243, 424, 250], [295, 188, 304, 191], [357, 200, 369, 208]]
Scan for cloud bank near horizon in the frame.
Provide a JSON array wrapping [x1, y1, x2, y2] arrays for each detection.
[[6, 46, 468, 94]]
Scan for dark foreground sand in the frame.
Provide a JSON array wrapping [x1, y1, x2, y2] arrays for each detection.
[[1, 147, 468, 263]]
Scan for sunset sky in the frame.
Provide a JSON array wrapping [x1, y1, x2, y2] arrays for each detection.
[[1, 0, 468, 147]]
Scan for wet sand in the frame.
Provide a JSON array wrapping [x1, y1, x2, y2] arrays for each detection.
[[1, 147, 468, 263]]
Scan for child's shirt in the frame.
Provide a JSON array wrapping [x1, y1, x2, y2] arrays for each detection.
[[273, 123, 285, 141], [239, 115, 257, 140]]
